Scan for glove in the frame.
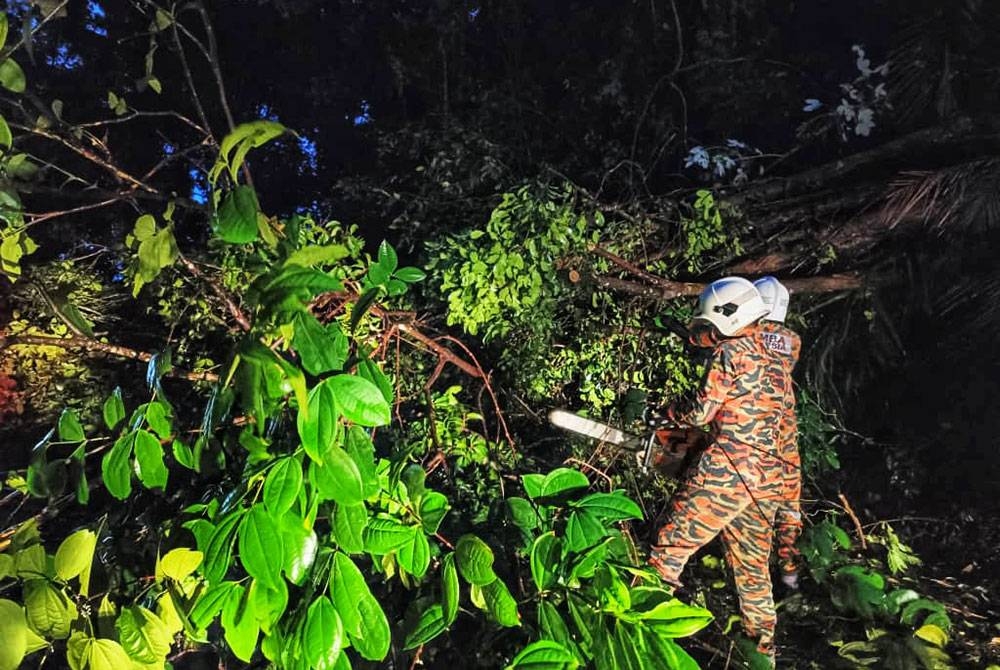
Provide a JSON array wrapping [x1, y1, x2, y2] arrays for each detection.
[[780, 572, 799, 590]]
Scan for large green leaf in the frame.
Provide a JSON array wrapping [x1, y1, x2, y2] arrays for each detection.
[[506, 640, 579, 670], [214, 186, 260, 244], [420, 491, 449, 534], [571, 492, 642, 522], [54, 529, 96, 582], [101, 432, 134, 500], [310, 445, 364, 505], [238, 505, 284, 587], [115, 606, 172, 664], [636, 600, 714, 638], [403, 604, 447, 650], [507, 497, 539, 530], [249, 578, 289, 635], [363, 518, 412, 554], [0, 599, 27, 670], [643, 628, 700, 670], [297, 381, 339, 464], [482, 578, 520, 627], [144, 401, 172, 439], [565, 509, 607, 552], [283, 244, 350, 268], [76, 638, 132, 670], [441, 553, 460, 624], [345, 426, 378, 498], [279, 513, 318, 585], [327, 374, 391, 426], [221, 585, 259, 662], [0, 15, 8, 51], [531, 532, 561, 591], [134, 429, 168, 490], [303, 596, 344, 670], [537, 601, 575, 654], [159, 548, 203, 582], [293, 312, 348, 375], [263, 265, 344, 295], [102, 388, 126, 430], [189, 581, 239, 630], [331, 503, 367, 554], [0, 58, 26, 93], [397, 527, 431, 577], [57, 409, 85, 442], [24, 580, 74, 639], [263, 457, 303, 516], [456, 534, 496, 586], [202, 509, 245, 583], [356, 358, 393, 403], [536, 468, 589, 501]]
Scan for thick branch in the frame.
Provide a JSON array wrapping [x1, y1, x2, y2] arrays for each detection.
[[589, 272, 861, 300], [1, 334, 218, 382]]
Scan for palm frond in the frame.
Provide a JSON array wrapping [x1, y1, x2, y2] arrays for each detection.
[[879, 158, 1000, 234]]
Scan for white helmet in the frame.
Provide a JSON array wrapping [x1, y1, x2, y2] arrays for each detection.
[[693, 276, 769, 336], [754, 276, 790, 323]]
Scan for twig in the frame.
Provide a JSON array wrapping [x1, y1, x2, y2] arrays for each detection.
[[838, 493, 868, 550], [1, 333, 218, 382], [564, 457, 613, 489], [178, 256, 252, 332], [25, 198, 120, 226]]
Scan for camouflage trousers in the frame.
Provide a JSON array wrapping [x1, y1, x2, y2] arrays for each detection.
[[649, 442, 784, 654]]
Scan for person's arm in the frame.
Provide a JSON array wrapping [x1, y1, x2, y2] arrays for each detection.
[[665, 344, 739, 427]]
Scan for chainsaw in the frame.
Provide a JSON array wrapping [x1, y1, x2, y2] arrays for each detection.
[[548, 409, 707, 478]]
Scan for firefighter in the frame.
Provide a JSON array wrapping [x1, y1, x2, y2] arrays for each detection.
[[648, 276, 790, 663], [754, 276, 803, 591]]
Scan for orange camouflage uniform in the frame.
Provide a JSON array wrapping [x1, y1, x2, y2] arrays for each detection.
[[757, 320, 803, 577], [649, 322, 790, 656]]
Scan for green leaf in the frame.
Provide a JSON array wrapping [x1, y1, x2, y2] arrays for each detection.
[[0, 554, 12, 580], [57, 409, 84, 442], [330, 552, 391, 660], [101, 432, 134, 500], [263, 265, 344, 296], [102, 387, 125, 430], [915, 624, 948, 648], [303, 596, 344, 669], [298, 381, 339, 464], [482, 578, 520, 627], [310, 445, 364, 505], [530, 532, 560, 591], [145, 401, 172, 439], [521, 474, 545, 500], [377, 240, 398, 273], [442, 553, 459, 624], [249, 578, 288, 635], [159, 548, 203, 581], [403, 604, 447, 650], [328, 374, 391, 426], [395, 266, 427, 283], [293, 312, 347, 375], [115, 606, 171, 664], [15, 543, 46, 579], [345, 426, 378, 498], [0, 115, 10, 150], [456, 534, 496, 585], [263, 457, 303, 516], [398, 527, 431, 578], [134, 429, 168, 490], [331, 503, 367, 554], [0, 599, 27, 670], [537, 468, 589, 501], [0, 15, 7, 51], [565, 510, 606, 552], [572, 491, 642, 522], [189, 581, 238, 630], [279, 513, 318, 585], [24, 580, 74, 639], [507, 497, 539, 530], [506, 640, 579, 670], [214, 186, 260, 244], [284, 244, 350, 268], [133, 214, 156, 242], [239, 505, 284, 587], [537, 601, 574, 653], [349, 287, 381, 331], [638, 600, 714, 638], [356, 358, 393, 403], [221, 585, 259, 662], [202, 510, 245, 583], [0, 58, 26, 93], [54, 528, 97, 581], [419, 491, 449, 534], [82, 638, 133, 670], [363, 517, 413, 554]]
